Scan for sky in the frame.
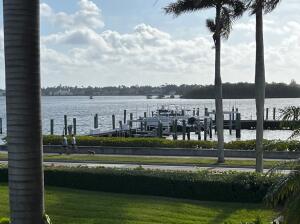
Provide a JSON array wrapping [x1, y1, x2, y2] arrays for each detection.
[[0, 0, 299, 88]]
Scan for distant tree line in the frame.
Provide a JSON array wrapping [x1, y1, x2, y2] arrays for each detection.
[[183, 81, 300, 99], [1, 82, 298, 99]]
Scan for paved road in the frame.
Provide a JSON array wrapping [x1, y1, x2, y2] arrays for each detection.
[[0, 160, 291, 173]]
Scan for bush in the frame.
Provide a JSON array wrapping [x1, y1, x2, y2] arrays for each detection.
[[0, 167, 278, 203], [0, 218, 10, 224], [42, 135, 300, 152]]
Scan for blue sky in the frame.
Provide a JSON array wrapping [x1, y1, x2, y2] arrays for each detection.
[[0, 0, 299, 88]]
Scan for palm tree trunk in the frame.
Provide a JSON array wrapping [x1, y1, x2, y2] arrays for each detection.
[[215, 5, 225, 163], [255, 6, 266, 173], [3, 0, 45, 223]]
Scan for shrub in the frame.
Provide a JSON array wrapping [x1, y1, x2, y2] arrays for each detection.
[[0, 167, 278, 203], [42, 135, 300, 152], [0, 218, 10, 224]]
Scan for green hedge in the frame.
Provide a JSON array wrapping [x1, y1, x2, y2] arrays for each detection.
[[0, 167, 278, 203], [42, 135, 300, 151]]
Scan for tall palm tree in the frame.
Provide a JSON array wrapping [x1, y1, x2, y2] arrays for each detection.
[[3, 0, 45, 223], [245, 0, 282, 172], [164, 0, 245, 163]]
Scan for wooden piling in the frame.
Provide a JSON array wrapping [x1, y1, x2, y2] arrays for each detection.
[[112, 115, 116, 130], [213, 109, 216, 134], [229, 113, 232, 135], [182, 110, 185, 116], [173, 119, 178, 140], [129, 113, 133, 128], [236, 113, 241, 139], [50, 119, 54, 135], [209, 119, 213, 139], [144, 112, 147, 118], [273, 107, 276, 120], [198, 123, 201, 140], [187, 131, 190, 140], [204, 108, 209, 116], [204, 118, 208, 141], [64, 115, 67, 135], [158, 121, 163, 138], [182, 120, 186, 140], [0, 118, 2, 134], [94, 114, 98, 129], [73, 118, 76, 135], [266, 108, 269, 120], [193, 108, 195, 116], [196, 108, 200, 116], [124, 110, 127, 124], [232, 107, 235, 120]]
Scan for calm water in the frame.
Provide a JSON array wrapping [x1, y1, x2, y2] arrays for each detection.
[[0, 96, 299, 141]]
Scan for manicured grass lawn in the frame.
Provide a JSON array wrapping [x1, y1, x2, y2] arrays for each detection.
[[0, 153, 282, 168], [0, 184, 276, 224]]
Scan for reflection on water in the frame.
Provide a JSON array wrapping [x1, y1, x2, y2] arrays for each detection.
[[0, 96, 299, 140]]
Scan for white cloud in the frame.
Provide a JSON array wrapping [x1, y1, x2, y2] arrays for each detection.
[[41, 0, 104, 30], [0, 0, 299, 88]]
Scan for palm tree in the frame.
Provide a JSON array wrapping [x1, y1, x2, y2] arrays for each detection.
[[279, 106, 300, 139], [265, 159, 300, 224], [164, 0, 245, 163], [245, 0, 282, 172], [3, 0, 45, 223]]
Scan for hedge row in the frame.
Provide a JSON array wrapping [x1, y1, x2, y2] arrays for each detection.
[[42, 135, 300, 151], [0, 167, 278, 203]]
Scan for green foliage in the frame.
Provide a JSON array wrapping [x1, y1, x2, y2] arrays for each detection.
[[224, 216, 264, 224], [43, 213, 52, 224], [265, 160, 300, 224], [43, 135, 300, 152], [0, 167, 277, 203], [0, 218, 10, 224], [280, 106, 300, 139]]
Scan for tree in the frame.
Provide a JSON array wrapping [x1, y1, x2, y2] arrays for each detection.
[[3, 0, 45, 223], [164, 0, 245, 162], [265, 159, 300, 224], [245, 0, 282, 172], [280, 106, 300, 138]]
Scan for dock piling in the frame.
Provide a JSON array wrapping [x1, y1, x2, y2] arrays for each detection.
[[182, 120, 186, 140], [266, 108, 269, 120], [50, 119, 54, 135], [209, 119, 213, 139], [112, 115, 116, 130], [196, 108, 200, 116], [73, 118, 77, 135], [229, 113, 232, 135], [236, 113, 241, 139], [129, 113, 133, 128], [158, 121, 163, 138], [273, 107, 276, 120], [204, 118, 208, 141], [0, 118, 2, 134], [124, 110, 127, 124], [94, 114, 99, 129], [198, 123, 201, 140], [64, 115, 67, 135]]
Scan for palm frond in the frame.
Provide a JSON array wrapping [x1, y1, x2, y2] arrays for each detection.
[[206, 18, 216, 33], [265, 159, 300, 223], [164, 0, 214, 16], [245, 0, 282, 15]]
